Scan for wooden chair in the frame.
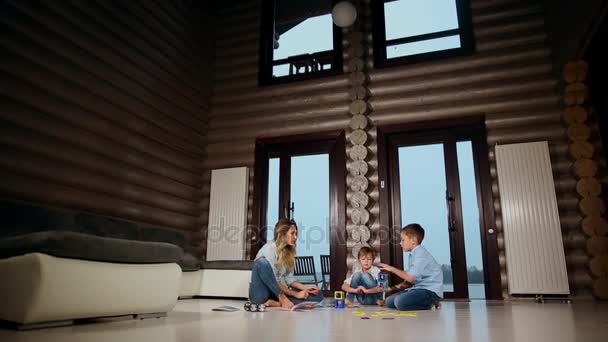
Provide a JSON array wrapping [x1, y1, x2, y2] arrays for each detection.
[[311, 51, 334, 72], [320, 254, 331, 291], [294, 256, 318, 286], [287, 54, 315, 75]]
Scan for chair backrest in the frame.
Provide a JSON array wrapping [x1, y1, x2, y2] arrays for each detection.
[[320, 255, 330, 275], [294, 256, 316, 276]]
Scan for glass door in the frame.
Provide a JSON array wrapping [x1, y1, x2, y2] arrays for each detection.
[[381, 123, 497, 299], [398, 143, 456, 293], [290, 154, 330, 282], [457, 141, 486, 299], [253, 134, 347, 294], [266, 154, 330, 288]]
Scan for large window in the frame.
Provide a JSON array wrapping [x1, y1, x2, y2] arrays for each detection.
[[372, 0, 474, 67], [259, 0, 343, 85]]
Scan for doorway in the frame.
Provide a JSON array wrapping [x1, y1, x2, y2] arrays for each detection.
[[378, 118, 501, 299], [252, 131, 347, 294]]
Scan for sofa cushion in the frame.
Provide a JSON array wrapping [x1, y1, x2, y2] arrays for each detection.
[[138, 224, 198, 271], [0, 231, 183, 264], [200, 260, 254, 270], [138, 224, 186, 248], [0, 200, 77, 238], [180, 253, 201, 272], [74, 213, 139, 240]]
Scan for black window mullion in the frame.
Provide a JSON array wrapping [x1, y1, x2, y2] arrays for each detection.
[[456, 0, 475, 52], [443, 137, 470, 299], [373, 0, 474, 67], [272, 49, 334, 66], [278, 154, 291, 221], [386, 28, 461, 47]]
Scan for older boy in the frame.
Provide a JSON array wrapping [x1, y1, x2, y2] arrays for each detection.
[[379, 223, 443, 310]]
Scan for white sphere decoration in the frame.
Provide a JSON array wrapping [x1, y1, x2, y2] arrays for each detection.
[[332, 1, 357, 28]]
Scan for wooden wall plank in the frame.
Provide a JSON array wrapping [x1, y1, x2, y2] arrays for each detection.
[[0, 0, 210, 235]]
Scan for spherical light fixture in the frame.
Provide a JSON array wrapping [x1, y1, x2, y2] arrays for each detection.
[[332, 1, 357, 28]]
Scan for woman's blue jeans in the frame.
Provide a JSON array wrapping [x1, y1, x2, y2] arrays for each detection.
[[248, 257, 323, 305]]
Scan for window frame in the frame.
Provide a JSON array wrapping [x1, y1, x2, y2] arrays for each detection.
[[376, 116, 502, 300], [371, 0, 475, 68], [251, 130, 347, 294], [258, 0, 344, 86]]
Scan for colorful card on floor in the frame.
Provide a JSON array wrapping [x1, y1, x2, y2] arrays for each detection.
[[211, 306, 239, 312], [290, 301, 322, 311], [371, 311, 417, 317]]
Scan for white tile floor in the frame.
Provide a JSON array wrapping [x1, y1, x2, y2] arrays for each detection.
[[1, 299, 607, 342]]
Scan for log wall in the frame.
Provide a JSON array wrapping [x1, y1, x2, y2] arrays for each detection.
[[0, 0, 212, 255], [210, 0, 590, 297]]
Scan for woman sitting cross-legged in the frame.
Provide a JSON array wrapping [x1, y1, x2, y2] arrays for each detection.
[[248, 218, 323, 309]]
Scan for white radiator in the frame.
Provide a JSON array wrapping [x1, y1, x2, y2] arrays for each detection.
[[206, 167, 249, 261], [495, 141, 570, 295]]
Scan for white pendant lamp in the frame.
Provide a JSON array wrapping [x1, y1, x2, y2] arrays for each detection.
[[332, 1, 357, 28]]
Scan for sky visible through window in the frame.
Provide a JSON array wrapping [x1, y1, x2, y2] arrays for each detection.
[[273, 15, 333, 60], [398, 142, 485, 298], [266, 144, 485, 296], [266, 155, 329, 279], [272, 0, 461, 76], [266, 144, 485, 297], [398, 143, 453, 292], [458, 141, 486, 298], [385, 0, 461, 58], [384, 0, 459, 39], [273, 14, 333, 77]]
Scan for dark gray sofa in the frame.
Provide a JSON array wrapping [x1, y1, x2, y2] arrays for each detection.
[[0, 199, 199, 269]]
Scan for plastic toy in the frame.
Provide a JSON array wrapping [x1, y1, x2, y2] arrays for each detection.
[[334, 291, 345, 308], [377, 272, 388, 300], [243, 301, 266, 312]]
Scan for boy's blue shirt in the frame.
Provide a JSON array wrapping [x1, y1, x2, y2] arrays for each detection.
[[406, 245, 444, 297]]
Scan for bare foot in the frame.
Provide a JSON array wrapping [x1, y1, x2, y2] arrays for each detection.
[[264, 299, 280, 307], [345, 299, 353, 306], [376, 300, 385, 307], [278, 294, 294, 309]]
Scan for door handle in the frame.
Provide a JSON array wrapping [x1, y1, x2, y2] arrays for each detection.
[[283, 202, 295, 219], [446, 191, 455, 201], [446, 190, 455, 232]]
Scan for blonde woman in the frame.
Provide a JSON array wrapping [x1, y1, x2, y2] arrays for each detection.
[[248, 218, 323, 309]]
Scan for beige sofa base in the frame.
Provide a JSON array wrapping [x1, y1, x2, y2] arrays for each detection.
[[0, 253, 181, 325], [179, 270, 204, 297], [13, 312, 167, 331], [179, 269, 251, 298]]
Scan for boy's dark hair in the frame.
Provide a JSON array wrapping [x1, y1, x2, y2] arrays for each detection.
[[401, 223, 425, 244], [357, 246, 376, 260]]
